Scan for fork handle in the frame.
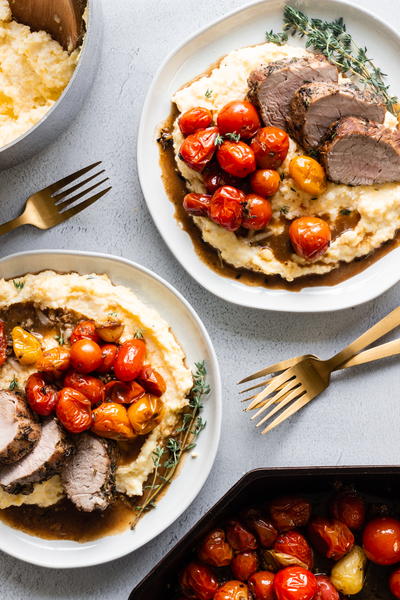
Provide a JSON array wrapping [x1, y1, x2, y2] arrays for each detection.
[[328, 306, 400, 370], [0, 214, 28, 236]]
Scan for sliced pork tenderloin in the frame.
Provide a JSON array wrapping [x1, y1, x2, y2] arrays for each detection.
[[0, 390, 41, 465], [320, 116, 400, 186], [0, 419, 73, 494], [61, 434, 118, 512], [248, 54, 339, 130], [289, 82, 386, 150]]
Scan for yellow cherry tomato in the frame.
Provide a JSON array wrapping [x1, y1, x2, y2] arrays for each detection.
[[127, 395, 164, 435], [12, 327, 42, 365], [289, 155, 327, 195]]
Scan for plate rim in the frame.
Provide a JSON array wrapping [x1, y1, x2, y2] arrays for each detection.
[[0, 249, 222, 569]]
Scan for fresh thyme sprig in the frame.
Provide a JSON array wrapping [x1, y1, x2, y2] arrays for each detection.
[[265, 29, 288, 45], [268, 5, 398, 114], [13, 279, 24, 291]]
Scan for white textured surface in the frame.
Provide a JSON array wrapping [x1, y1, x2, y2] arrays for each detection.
[[0, 0, 399, 597]]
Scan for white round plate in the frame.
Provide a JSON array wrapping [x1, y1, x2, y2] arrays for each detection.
[[0, 250, 221, 568], [138, 0, 400, 312]]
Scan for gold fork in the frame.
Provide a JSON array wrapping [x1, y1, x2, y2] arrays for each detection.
[[0, 162, 111, 235], [238, 307, 400, 434]]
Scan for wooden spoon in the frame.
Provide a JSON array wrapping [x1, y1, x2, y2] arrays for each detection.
[[9, 0, 86, 51]]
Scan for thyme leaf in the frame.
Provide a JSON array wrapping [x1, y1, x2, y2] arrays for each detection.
[[205, 89, 213, 99], [265, 29, 288, 45], [133, 329, 144, 340], [9, 376, 19, 391], [55, 333, 65, 346], [13, 280, 24, 290]]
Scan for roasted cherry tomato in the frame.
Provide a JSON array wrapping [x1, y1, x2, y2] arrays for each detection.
[[179, 127, 219, 172], [248, 571, 275, 600], [98, 343, 118, 373], [70, 339, 103, 374], [12, 327, 42, 365], [96, 320, 124, 343], [289, 156, 326, 196], [363, 517, 400, 565], [209, 185, 245, 232], [70, 320, 100, 345], [198, 529, 233, 567], [56, 387, 92, 434], [251, 127, 289, 169], [203, 165, 242, 194], [91, 402, 135, 440], [127, 394, 164, 435], [114, 339, 146, 382], [217, 141, 256, 178], [137, 366, 166, 397], [314, 575, 340, 600], [389, 568, 400, 599], [330, 491, 366, 531], [269, 497, 312, 532], [242, 194, 272, 231], [64, 372, 105, 406], [226, 520, 258, 552], [274, 531, 313, 570], [217, 100, 261, 139], [242, 508, 278, 548], [308, 518, 354, 561], [231, 552, 259, 581], [214, 581, 250, 600], [25, 373, 58, 416], [183, 193, 211, 217], [180, 561, 219, 600], [179, 107, 213, 136], [289, 217, 331, 261], [273, 566, 317, 600], [104, 380, 145, 404], [0, 320, 7, 366], [250, 169, 281, 198], [36, 347, 71, 373]]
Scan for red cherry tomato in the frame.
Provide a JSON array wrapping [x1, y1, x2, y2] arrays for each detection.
[[363, 517, 400, 565], [226, 520, 258, 552], [274, 531, 313, 570], [114, 339, 146, 382], [250, 169, 281, 197], [273, 567, 317, 600], [179, 127, 219, 172], [25, 373, 58, 416], [203, 165, 243, 194], [242, 194, 272, 231], [70, 320, 100, 345], [231, 551, 259, 581], [105, 380, 145, 404], [314, 575, 339, 600], [98, 343, 118, 373], [248, 571, 275, 600], [198, 529, 233, 567], [209, 185, 245, 232], [179, 107, 213, 136], [217, 100, 261, 139], [242, 509, 278, 548], [0, 320, 7, 366], [70, 339, 103, 374], [269, 497, 312, 532], [330, 491, 366, 531], [308, 518, 354, 560], [179, 561, 218, 600], [289, 217, 331, 261], [214, 581, 251, 600], [137, 366, 166, 397], [183, 193, 211, 217], [251, 127, 289, 169], [389, 568, 400, 599], [56, 387, 92, 434], [217, 141, 256, 178], [64, 372, 105, 406]]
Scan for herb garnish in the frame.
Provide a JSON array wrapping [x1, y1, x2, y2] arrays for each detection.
[[133, 329, 144, 340], [9, 376, 19, 391], [267, 6, 398, 114], [265, 29, 288, 45], [13, 280, 24, 290], [225, 132, 241, 142], [280, 205, 289, 215], [205, 89, 213, 99], [215, 134, 224, 146], [55, 333, 65, 345]]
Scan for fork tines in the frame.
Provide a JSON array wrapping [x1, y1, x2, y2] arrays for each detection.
[[51, 161, 111, 215]]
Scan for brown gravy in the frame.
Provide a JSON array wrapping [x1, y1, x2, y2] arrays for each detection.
[[160, 110, 400, 292]]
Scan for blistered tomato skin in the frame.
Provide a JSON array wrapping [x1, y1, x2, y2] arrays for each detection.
[[70, 320, 100, 345], [91, 402, 135, 440], [269, 496, 312, 532], [289, 156, 326, 196], [179, 107, 213, 136], [250, 169, 281, 197], [330, 491, 366, 531], [180, 561, 219, 600], [137, 366, 166, 397], [248, 571, 275, 600], [289, 217, 331, 261], [273, 566, 317, 600], [56, 387, 92, 434], [362, 517, 400, 565], [308, 517, 354, 560], [70, 339, 103, 374], [183, 193, 212, 217], [231, 552, 259, 581], [12, 327, 42, 365], [274, 531, 313, 570], [217, 100, 261, 139], [179, 127, 219, 172], [242, 509, 278, 548], [389, 568, 400, 598], [198, 529, 233, 567], [226, 520, 258, 552], [251, 127, 289, 169], [114, 339, 146, 382], [64, 372, 105, 406], [203, 165, 243, 194], [98, 343, 118, 373], [314, 575, 340, 600], [214, 580, 251, 600], [242, 194, 272, 231], [127, 394, 164, 435], [25, 373, 58, 416], [105, 380, 145, 404], [209, 186, 246, 231], [36, 347, 71, 373], [217, 141, 256, 178]]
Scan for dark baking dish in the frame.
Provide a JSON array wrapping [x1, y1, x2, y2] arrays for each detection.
[[129, 466, 400, 599]]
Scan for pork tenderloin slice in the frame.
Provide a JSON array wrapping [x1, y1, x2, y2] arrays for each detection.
[[248, 54, 339, 129], [61, 434, 118, 512], [0, 390, 41, 465], [0, 419, 73, 494], [289, 82, 386, 150], [320, 116, 400, 186]]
